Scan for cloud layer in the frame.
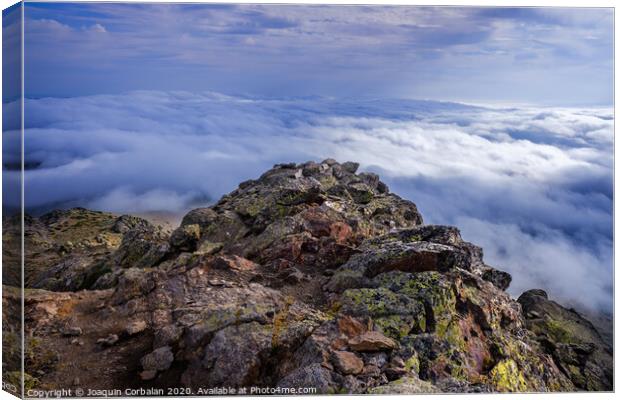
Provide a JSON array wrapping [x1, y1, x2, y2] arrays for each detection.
[[6, 91, 612, 312]]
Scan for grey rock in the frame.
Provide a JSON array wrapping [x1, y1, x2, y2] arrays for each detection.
[[141, 346, 174, 372]]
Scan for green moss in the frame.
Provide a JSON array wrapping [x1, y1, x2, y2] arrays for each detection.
[[405, 354, 420, 375], [236, 194, 268, 217], [25, 336, 58, 373], [436, 319, 466, 352], [342, 287, 422, 317], [5, 371, 38, 392], [342, 288, 393, 315], [195, 241, 224, 255], [374, 315, 412, 340], [351, 190, 373, 204], [544, 319, 573, 343], [2, 331, 20, 361]]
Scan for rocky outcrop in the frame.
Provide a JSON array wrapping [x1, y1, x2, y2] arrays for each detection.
[[518, 289, 613, 391], [2, 208, 171, 292], [9, 160, 612, 394]]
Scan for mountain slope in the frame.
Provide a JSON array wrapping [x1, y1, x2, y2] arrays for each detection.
[[3, 160, 612, 393]]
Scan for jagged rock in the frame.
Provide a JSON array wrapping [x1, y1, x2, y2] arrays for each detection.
[[518, 289, 612, 391], [212, 255, 259, 272], [341, 161, 360, 174], [110, 267, 159, 304], [112, 215, 151, 234], [141, 346, 174, 372], [15, 160, 610, 394], [169, 224, 201, 252], [337, 316, 366, 338], [481, 267, 512, 290], [277, 363, 337, 394], [331, 351, 364, 375], [125, 320, 147, 336], [195, 322, 272, 387], [349, 331, 398, 352], [114, 224, 170, 269]]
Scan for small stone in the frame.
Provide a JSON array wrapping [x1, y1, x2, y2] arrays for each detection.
[[383, 356, 407, 381], [63, 326, 83, 337], [195, 241, 223, 255], [97, 334, 119, 347], [390, 356, 406, 368], [125, 320, 147, 336], [213, 255, 259, 272], [70, 338, 79, 345], [384, 367, 407, 381], [332, 351, 364, 375], [140, 370, 158, 381], [141, 346, 174, 372], [349, 331, 397, 352]]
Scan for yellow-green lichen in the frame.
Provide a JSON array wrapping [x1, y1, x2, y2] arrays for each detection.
[[405, 354, 420, 375], [543, 319, 573, 343], [487, 359, 528, 392]]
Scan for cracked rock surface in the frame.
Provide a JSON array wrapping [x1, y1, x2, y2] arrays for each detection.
[[3, 160, 612, 393]]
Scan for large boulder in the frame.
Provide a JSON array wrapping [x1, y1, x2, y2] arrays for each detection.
[[518, 289, 612, 391]]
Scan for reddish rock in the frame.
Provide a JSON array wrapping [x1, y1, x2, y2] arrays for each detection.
[[140, 370, 157, 381], [337, 316, 366, 338], [330, 222, 353, 244], [349, 331, 397, 352], [212, 255, 259, 271], [332, 351, 364, 375]]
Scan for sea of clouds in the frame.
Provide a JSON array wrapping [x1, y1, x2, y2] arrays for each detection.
[[3, 91, 613, 311]]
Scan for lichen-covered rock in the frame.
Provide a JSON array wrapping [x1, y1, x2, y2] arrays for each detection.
[[113, 224, 170, 269], [518, 289, 612, 391], [17, 161, 610, 394], [369, 376, 439, 394], [8, 208, 137, 292], [183, 160, 423, 268], [169, 224, 201, 252]]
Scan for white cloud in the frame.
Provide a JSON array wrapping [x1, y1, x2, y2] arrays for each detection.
[[18, 91, 613, 312]]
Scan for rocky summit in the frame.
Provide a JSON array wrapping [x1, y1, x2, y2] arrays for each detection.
[[2, 160, 612, 393]]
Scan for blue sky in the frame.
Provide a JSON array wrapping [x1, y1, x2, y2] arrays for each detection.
[[22, 3, 613, 105]]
